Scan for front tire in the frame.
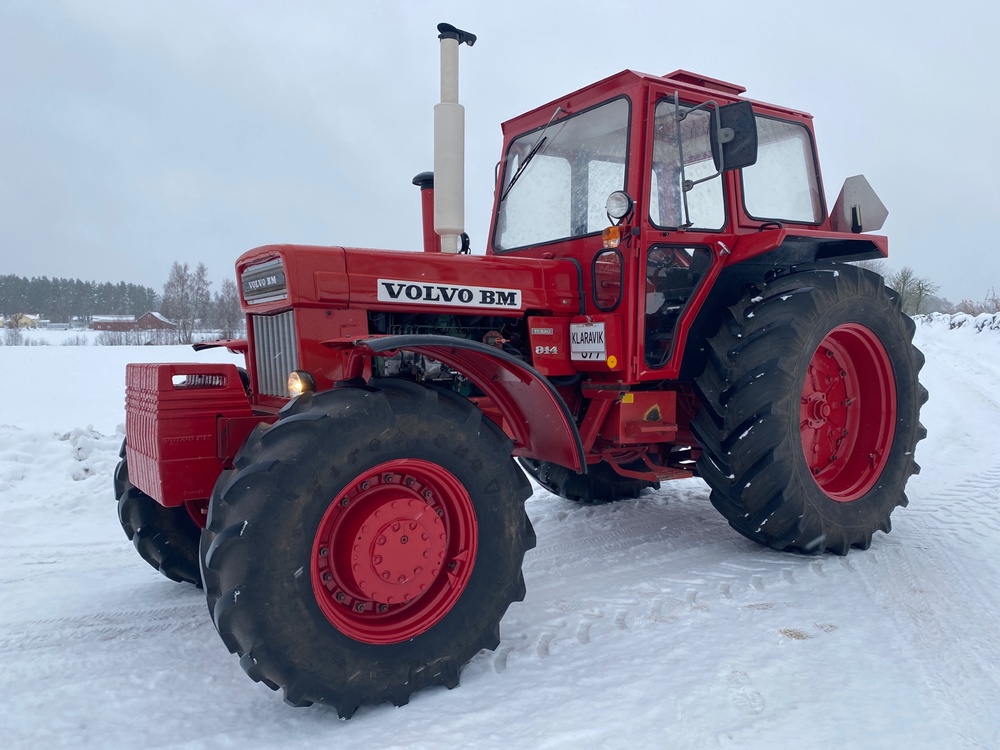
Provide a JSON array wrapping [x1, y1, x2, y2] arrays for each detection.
[[691, 264, 927, 554], [200, 379, 534, 716]]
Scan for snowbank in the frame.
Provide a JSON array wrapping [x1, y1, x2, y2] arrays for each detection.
[[917, 310, 1000, 333]]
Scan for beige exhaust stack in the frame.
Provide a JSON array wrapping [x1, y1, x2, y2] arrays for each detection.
[[433, 23, 476, 253]]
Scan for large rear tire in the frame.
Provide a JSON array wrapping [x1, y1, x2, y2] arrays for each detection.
[[199, 379, 534, 717], [691, 264, 927, 554], [114, 440, 205, 586]]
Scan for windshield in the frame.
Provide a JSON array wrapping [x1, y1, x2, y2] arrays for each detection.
[[494, 97, 630, 252]]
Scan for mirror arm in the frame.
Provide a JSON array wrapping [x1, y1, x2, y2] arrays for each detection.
[[673, 93, 726, 228]]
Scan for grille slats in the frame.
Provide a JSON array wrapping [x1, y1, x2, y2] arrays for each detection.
[[253, 310, 298, 397]]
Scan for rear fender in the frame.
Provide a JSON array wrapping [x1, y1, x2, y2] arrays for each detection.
[[341, 335, 585, 474]]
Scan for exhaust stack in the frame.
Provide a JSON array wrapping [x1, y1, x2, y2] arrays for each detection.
[[433, 23, 476, 253]]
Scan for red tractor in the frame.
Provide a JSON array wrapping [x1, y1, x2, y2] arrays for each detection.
[[115, 24, 925, 717]]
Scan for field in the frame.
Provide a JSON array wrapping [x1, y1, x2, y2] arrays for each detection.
[[1, 315, 998, 748]]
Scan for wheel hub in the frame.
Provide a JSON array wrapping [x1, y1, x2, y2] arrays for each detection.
[[804, 393, 832, 427], [311, 459, 477, 644], [350, 499, 447, 604], [800, 324, 896, 502]]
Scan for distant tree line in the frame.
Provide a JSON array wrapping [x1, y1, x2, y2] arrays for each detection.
[[856, 260, 1000, 316], [1, 264, 245, 343], [0, 274, 159, 322]]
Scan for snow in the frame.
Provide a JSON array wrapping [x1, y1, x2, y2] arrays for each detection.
[[1, 319, 999, 749]]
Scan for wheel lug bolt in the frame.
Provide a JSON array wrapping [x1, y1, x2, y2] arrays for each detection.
[[378, 604, 388, 613], [323, 572, 332, 582], [335, 591, 345, 601], [405, 478, 415, 486], [360, 481, 369, 490], [423, 490, 432, 499], [355, 602, 365, 612], [320, 547, 329, 557]]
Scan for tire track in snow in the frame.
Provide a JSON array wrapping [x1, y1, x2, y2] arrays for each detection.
[[853, 464, 1000, 747], [0, 602, 207, 653], [0, 542, 136, 587], [909, 464, 1000, 540], [0, 597, 218, 690], [0, 541, 126, 562], [523, 482, 729, 573], [476, 486, 893, 680], [484, 462, 996, 702]]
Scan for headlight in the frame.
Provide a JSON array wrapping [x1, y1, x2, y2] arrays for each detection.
[[287, 370, 316, 398], [605, 190, 634, 221]]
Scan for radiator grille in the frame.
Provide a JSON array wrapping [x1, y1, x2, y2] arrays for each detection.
[[253, 310, 298, 397]]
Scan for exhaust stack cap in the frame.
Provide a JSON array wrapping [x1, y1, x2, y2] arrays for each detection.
[[437, 23, 477, 47]]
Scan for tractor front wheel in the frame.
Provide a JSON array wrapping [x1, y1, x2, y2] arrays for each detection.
[[199, 379, 534, 717], [691, 264, 927, 554], [114, 440, 205, 586]]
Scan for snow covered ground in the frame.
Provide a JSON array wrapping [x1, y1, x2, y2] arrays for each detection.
[[1, 317, 998, 749]]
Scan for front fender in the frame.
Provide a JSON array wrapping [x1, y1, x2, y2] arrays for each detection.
[[346, 335, 585, 474]]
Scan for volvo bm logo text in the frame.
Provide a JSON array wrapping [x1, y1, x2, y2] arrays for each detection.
[[246, 275, 280, 290], [377, 279, 522, 309]]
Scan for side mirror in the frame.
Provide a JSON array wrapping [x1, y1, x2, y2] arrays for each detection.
[[711, 101, 758, 172]]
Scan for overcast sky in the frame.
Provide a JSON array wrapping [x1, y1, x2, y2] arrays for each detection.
[[2, 0, 997, 304]]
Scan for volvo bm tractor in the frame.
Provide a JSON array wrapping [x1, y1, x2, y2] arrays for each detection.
[[115, 23, 926, 717]]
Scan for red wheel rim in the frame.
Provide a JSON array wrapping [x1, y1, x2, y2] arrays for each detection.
[[311, 459, 478, 644], [800, 323, 896, 502]]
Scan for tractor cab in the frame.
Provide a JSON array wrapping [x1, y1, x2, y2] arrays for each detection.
[[488, 70, 881, 378]]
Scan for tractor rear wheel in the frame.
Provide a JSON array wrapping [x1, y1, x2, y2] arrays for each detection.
[[114, 440, 205, 586], [199, 379, 534, 717], [691, 264, 927, 554], [518, 457, 658, 503]]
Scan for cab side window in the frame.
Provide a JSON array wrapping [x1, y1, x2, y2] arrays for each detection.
[[742, 117, 822, 223]]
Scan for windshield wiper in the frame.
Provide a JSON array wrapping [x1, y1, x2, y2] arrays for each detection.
[[500, 106, 563, 202]]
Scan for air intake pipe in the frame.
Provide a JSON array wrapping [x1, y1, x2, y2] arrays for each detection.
[[412, 171, 437, 253]]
